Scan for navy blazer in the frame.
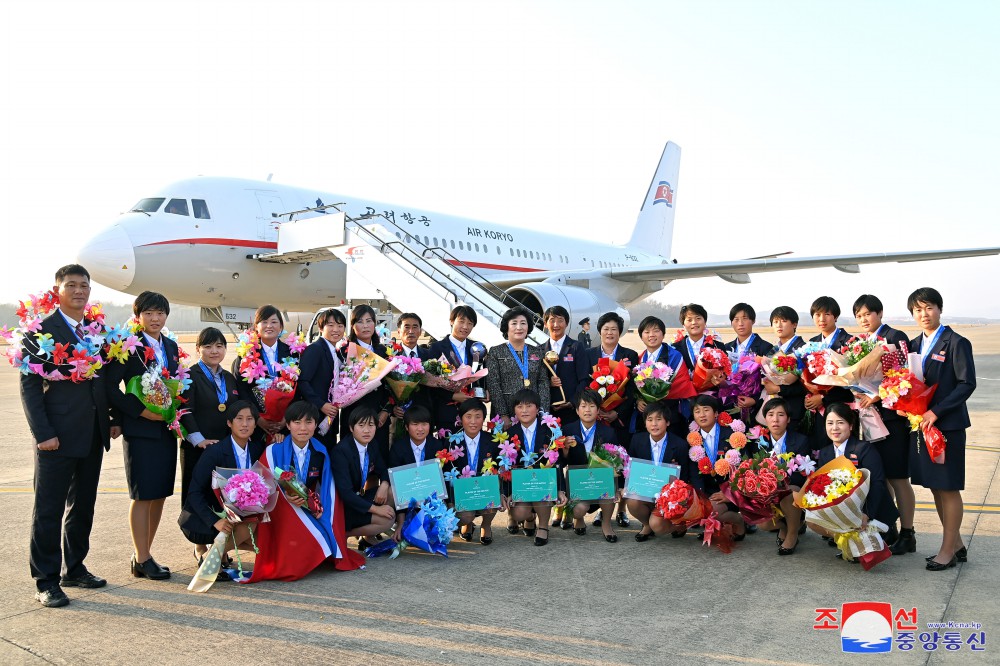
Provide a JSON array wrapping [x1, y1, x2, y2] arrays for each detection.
[[179, 363, 243, 446], [630, 343, 688, 435], [387, 437, 448, 469], [672, 336, 727, 372], [809, 329, 854, 408], [105, 332, 181, 440], [910, 327, 975, 430], [331, 438, 389, 516], [177, 438, 265, 536], [692, 425, 760, 495], [298, 338, 341, 410], [445, 433, 500, 477], [544, 336, 590, 407], [757, 430, 812, 487], [563, 421, 617, 466], [425, 336, 483, 431], [231, 339, 296, 413], [724, 333, 774, 359], [19, 311, 112, 457], [504, 421, 566, 493], [628, 431, 698, 489], [585, 344, 640, 429], [766, 336, 807, 423], [816, 437, 899, 527]]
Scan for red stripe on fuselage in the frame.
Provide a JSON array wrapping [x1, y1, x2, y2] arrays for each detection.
[[445, 260, 542, 273], [141, 238, 279, 249]]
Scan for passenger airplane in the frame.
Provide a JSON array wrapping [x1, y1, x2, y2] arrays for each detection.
[[78, 142, 999, 334]]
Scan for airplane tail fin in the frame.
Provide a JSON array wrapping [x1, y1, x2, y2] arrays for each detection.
[[627, 141, 680, 259]]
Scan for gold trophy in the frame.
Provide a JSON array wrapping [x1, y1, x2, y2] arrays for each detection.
[[542, 350, 569, 409]]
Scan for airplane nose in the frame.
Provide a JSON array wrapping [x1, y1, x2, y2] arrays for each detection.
[[77, 224, 136, 290]]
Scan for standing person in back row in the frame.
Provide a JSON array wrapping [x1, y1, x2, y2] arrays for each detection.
[[19, 265, 115, 607], [577, 318, 593, 349], [426, 305, 484, 431]]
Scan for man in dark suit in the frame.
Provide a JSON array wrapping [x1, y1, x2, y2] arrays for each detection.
[[19, 265, 114, 607], [388, 312, 434, 422], [542, 306, 590, 425], [577, 318, 592, 349]]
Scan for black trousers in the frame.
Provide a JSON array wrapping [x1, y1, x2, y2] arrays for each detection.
[[30, 430, 104, 591]]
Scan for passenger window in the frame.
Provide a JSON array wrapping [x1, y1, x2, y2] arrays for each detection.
[[510, 248, 514, 256], [192, 199, 211, 219], [450, 239, 456, 250], [433, 237, 438, 246], [475, 243, 480, 252], [164, 198, 189, 216]]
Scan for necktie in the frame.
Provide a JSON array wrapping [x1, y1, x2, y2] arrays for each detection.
[[74, 323, 85, 340], [361, 449, 370, 487], [410, 350, 416, 358]]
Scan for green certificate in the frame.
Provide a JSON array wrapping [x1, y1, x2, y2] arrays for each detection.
[[452, 475, 502, 512], [510, 467, 558, 504], [567, 465, 616, 501], [623, 460, 681, 502], [388, 462, 447, 510]]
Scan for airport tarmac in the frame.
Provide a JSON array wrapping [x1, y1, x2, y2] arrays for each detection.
[[0, 327, 998, 664]]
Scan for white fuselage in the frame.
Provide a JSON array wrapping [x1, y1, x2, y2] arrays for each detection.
[[79, 176, 664, 311]]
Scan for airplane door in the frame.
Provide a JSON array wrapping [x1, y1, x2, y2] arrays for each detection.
[[255, 192, 285, 239]]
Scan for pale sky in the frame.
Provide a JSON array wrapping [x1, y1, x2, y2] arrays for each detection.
[[2, 1, 998, 320]]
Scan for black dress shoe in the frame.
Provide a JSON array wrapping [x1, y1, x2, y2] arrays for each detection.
[[926, 556, 957, 571], [835, 552, 860, 564], [592, 512, 603, 527], [778, 539, 798, 556], [634, 530, 654, 542], [523, 522, 537, 538], [926, 547, 967, 563], [131, 557, 170, 580], [671, 529, 687, 539], [35, 586, 69, 608], [889, 528, 916, 555], [550, 516, 562, 528], [798, 522, 807, 535], [604, 533, 619, 543], [533, 528, 549, 547], [616, 512, 631, 527], [733, 532, 746, 542], [560, 519, 573, 530], [480, 528, 493, 546], [148, 556, 170, 573], [357, 538, 375, 551], [506, 522, 520, 535], [745, 524, 758, 534], [459, 526, 474, 542], [61, 571, 107, 589]]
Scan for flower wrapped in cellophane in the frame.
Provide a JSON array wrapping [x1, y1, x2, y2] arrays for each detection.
[[720, 450, 794, 526], [762, 353, 801, 386], [653, 479, 734, 553], [126, 362, 190, 437], [794, 342, 837, 394], [365, 492, 459, 559], [318, 341, 399, 435], [879, 361, 944, 462], [385, 354, 425, 404], [589, 357, 631, 413], [692, 347, 731, 392], [188, 463, 279, 592], [632, 361, 676, 403], [810, 333, 888, 396], [719, 353, 762, 414], [793, 456, 891, 570]]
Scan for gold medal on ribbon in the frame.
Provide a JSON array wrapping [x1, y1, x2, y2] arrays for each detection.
[[218, 404, 227, 412], [523, 379, 531, 387]]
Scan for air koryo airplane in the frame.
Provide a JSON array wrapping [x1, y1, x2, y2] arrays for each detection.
[[78, 142, 999, 344]]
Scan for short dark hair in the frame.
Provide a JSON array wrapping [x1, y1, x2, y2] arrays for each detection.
[[825, 402, 857, 435], [54, 264, 90, 284], [769, 306, 799, 326], [318, 308, 347, 328], [225, 399, 259, 423], [637, 316, 666, 336], [729, 303, 756, 322], [852, 294, 884, 317], [543, 305, 570, 324], [500, 306, 535, 339], [597, 311, 624, 335], [679, 303, 708, 324], [511, 388, 541, 409], [809, 296, 840, 319], [907, 287, 943, 313], [449, 305, 478, 327], [133, 291, 170, 316], [347, 405, 379, 429], [396, 312, 422, 329], [285, 400, 320, 423], [761, 397, 789, 418], [645, 402, 673, 423], [457, 397, 487, 418], [254, 305, 284, 329], [403, 405, 432, 426], [691, 394, 721, 413], [196, 326, 227, 348], [573, 388, 602, 409]]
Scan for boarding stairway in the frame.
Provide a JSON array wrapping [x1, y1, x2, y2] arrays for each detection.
[[253, 206, 548, 348]]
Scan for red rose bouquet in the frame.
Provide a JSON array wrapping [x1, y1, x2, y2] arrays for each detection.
[[653, 479, 734, 553], [692, 347, 731, 392]]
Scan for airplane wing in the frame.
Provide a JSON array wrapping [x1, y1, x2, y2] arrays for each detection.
[[484, 247, 1000, 288]]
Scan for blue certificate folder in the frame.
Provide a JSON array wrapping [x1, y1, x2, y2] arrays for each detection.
[[452, 475, 502, 512], [388, 462, 448, 510], [510, 467, 558, 504], [623, 461, 681, 502], [567, 465, 616, 501]]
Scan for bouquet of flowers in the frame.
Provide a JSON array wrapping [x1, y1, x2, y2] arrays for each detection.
[[793, 456, 892, 570], [687, 417, 748, 477], [794, 342, 837, 393], [589, 357, 631, 413], [692, 347, 732, 392], [188, 463, 279, 592], [810, 334, 888, 397], [385, 354, 425, 404], [365, 493, 459, 559], [318, 341, 399, 436], [632, 361, 676, 403], [273, 466, 324, 518], [420, 356, 461, 391], [719, 354, 763, 413], [593, 443, 631, 479], [880, 368, 944, 462], [720, 451, 793, 526], [126, 362, 190, 437], [653, 479, 734, 553], [491, 427, 523, 482], [762, 353, 801, 387]]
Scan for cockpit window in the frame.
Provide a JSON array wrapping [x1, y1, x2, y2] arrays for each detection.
[[165, 198, 189, 216], [130, 197, 164, 213], [192, 199, 211, 219]]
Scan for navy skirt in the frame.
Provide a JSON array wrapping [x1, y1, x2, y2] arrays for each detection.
[[123, 430, 178, 500], [873, 418, 910, 479], [909, 428, 965, 491]]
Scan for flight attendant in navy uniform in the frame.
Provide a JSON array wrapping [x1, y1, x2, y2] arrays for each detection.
[[105, 291, 181, 581], [179, 327, 243, 508], [298, 308, 347, 448], [906, 288, 976, 571], [586, 311, 639, 528], [852, 294, 917, 555], [803, 296, 853, 448], [426, 305, 484, 432]]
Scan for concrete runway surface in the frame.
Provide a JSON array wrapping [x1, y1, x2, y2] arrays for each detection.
[[0, 340, 997, 665]]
